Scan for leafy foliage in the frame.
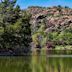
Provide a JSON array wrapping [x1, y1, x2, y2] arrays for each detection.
[[0, 0, 32, 55]]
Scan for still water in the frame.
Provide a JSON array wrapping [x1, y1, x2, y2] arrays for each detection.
[[47, 50, 72, 72], [47, 56, 72, 72], [0, 50, 72, 72]]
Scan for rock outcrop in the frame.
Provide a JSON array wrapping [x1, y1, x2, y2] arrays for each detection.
[[27, 6, 72, 49]]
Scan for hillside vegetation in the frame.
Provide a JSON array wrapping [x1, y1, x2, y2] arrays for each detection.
[[28, 6, 72, 50]]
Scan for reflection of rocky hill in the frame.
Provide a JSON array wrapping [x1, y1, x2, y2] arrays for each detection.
[[27, 6, 72, 49]]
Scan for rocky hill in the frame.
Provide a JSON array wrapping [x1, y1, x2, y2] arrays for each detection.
[[27, 6, 72, 49]]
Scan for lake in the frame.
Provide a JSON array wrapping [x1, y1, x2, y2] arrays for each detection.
[[0, 49, 72, 72]]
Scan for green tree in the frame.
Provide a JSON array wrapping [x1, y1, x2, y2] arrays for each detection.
[[0, 0, 32, 55]]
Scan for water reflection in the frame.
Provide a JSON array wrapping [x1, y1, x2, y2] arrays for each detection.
[[0, 49, 72, 72], [47, 49, 72, 72], [47, 49, 72, 55], [47, 57, 72, 72]]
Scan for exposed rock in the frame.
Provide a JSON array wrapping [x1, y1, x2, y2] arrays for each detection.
[[28, 6, 72, 49]]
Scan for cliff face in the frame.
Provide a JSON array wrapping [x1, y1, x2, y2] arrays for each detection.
[[27, 6, 72, 49]]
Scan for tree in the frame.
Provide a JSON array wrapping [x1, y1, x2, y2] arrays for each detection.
[[0, 0, 32, 55]]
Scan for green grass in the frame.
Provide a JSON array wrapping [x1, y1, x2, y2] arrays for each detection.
[[46, 45, 72, 55], [55, 45, 72, 50]]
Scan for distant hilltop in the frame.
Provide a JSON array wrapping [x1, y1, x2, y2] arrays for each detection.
[[28, 5, 72, 30]]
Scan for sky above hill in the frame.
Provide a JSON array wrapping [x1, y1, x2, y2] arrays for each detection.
[[16, 0, 72, 9]]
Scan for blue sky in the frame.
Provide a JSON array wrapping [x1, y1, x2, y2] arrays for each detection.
[[16, 0, 72, 9]]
